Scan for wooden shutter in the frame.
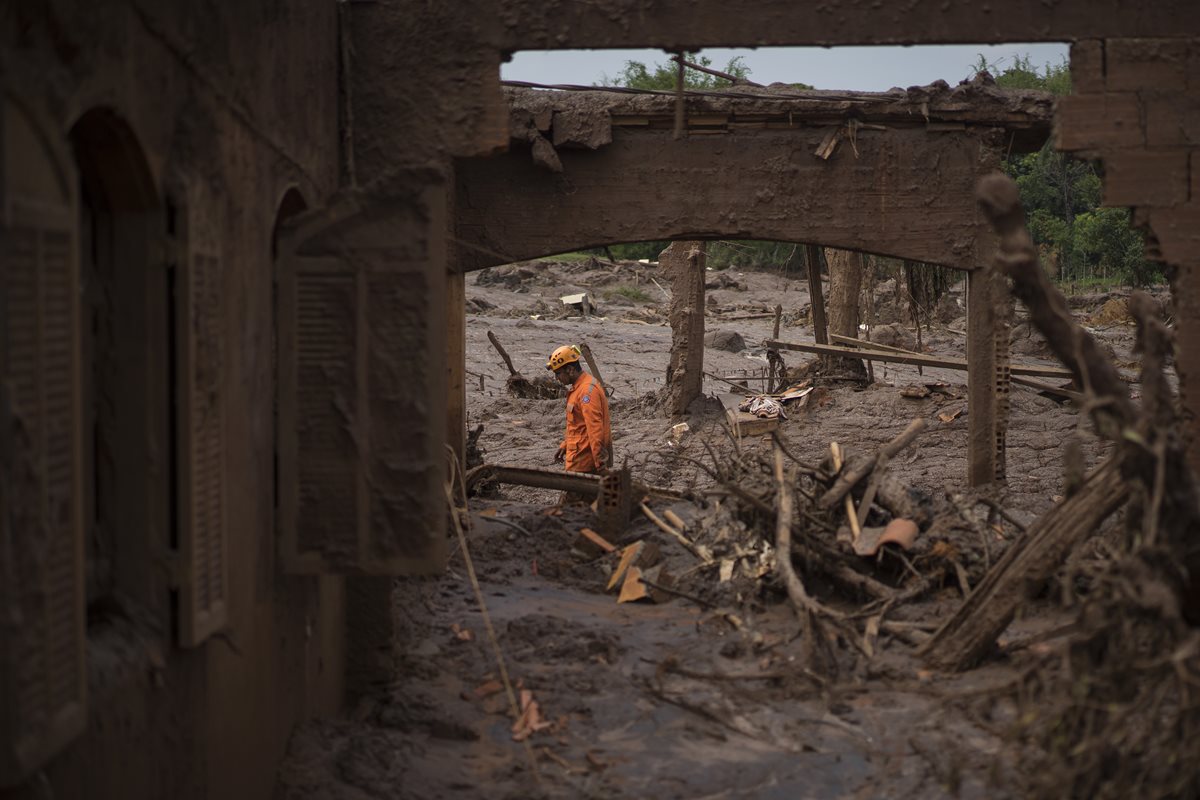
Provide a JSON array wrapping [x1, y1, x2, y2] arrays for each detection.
[[0, 98, 86, 785], [277, 184, 448, 574], [176, 218, 229, 647]]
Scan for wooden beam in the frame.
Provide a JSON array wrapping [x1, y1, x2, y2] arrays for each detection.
[[463, 464, 685, 500], [765, 339, 1073, 379], [804, 245, 829, 345], [447, 267, 466, 468]]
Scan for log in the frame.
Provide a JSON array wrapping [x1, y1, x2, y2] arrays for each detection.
[[463, 464, 684, 500], [919, 456, 1128, 670], [767, 339, 1075, 380], [487, 330, 521, 377], [819, 419, 926, 510]]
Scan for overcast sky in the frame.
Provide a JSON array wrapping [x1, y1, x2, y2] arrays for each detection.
[[502, 43, 1068, 92]]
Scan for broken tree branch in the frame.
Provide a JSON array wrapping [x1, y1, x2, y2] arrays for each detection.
[[976, 173, 1136, 438], [640, 502, 710, 562], [820, 419, 926, 511], [920, 456, 1128, 670], [669, 53, 764, 87], [774, 444, 849, 623], [487, 329, 520, 376]]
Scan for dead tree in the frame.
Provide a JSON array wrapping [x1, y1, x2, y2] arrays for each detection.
[[920, 173, 1200, 670]]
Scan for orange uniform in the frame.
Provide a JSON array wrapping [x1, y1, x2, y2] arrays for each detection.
[[560, 372, 611, 474]]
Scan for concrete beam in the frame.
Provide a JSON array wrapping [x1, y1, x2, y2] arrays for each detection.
[[457, 127, 992, 270], [493, 0, 1200, 49]]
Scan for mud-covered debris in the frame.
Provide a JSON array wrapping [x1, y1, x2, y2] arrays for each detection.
[[738, 395, 786, 420], [851, 518, 920, 557], [704, 329, 746, 352], [704, 272, 745, 291], [606, 541, 661, 592], [900, 385, 932, 399], [559, 292, 593, 316], [511, 689, 552, 742], [618, 564, 675, 604], [573, 527, 616, 559]]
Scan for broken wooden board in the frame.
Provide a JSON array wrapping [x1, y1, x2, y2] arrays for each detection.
[[573, 528, 616, 559], [617, 564, 675, 604], [606, 541, 661, 592], [767, 339, 1076, 379], [716, 392, 780, 437]]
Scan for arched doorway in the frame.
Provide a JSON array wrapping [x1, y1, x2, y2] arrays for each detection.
[[69, 108, 163, 618]]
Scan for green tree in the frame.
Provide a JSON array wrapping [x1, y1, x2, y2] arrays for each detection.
[[980, 54, 1159, 287], [598, 53, 752, 91]]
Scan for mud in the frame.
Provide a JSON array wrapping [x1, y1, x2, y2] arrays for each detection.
[[279, 258, 1156, 798]]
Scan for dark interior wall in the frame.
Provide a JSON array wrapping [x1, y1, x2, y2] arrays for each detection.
[[1, 2, 344, 798]]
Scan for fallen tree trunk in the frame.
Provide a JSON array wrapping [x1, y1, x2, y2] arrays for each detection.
[[920, 456, 1128, 670]]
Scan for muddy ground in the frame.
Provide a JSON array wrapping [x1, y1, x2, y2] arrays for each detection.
[[278, 257, 1154, 799]]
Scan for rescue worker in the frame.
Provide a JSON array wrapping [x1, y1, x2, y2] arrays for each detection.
[[546, 344, 612, 475]]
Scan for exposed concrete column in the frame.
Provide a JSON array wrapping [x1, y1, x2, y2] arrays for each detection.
[[662, 241, 706, 417], [447, 265, 466, 469], [966, 257, 1011, 487]]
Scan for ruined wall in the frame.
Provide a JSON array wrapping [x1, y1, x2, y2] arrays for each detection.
[[1060, 38, 1200, 468], [1, 2, 344, 797]]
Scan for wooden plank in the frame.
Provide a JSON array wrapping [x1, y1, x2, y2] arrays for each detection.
[[1011, 374, 1083, 402], [831, 332, 918, 355], [766, 339, 1075, 379]]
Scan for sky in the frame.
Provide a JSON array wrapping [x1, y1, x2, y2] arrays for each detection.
[[502, 43, 1068, 92]]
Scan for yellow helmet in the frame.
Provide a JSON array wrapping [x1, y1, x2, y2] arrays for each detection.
[[546, 344, 581, 371]]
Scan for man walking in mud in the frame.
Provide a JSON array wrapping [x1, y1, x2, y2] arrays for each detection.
[[546, 345, 612, 481]]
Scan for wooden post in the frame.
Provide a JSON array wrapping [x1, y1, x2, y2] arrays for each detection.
[[663, 241, 706, 418], [805, 245, 828, 345], [966, 260, 1009, 487], [447, 266, 466, 469]]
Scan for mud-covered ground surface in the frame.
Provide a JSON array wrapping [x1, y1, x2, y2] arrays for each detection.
[[279, 258, 1160, 799]]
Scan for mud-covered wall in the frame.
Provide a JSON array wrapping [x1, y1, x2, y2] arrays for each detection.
[[1, 2, 344, 798], [1060, 37, 1200, 469], [493, 0, 1200, 49], [346, 3, 1199, 480], [456, 126, 1002, 269]]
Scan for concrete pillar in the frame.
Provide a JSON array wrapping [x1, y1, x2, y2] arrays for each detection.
[[662, 241, 706, 417], [966, 265, 1011, 486], [447, 265, 466, 470]]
